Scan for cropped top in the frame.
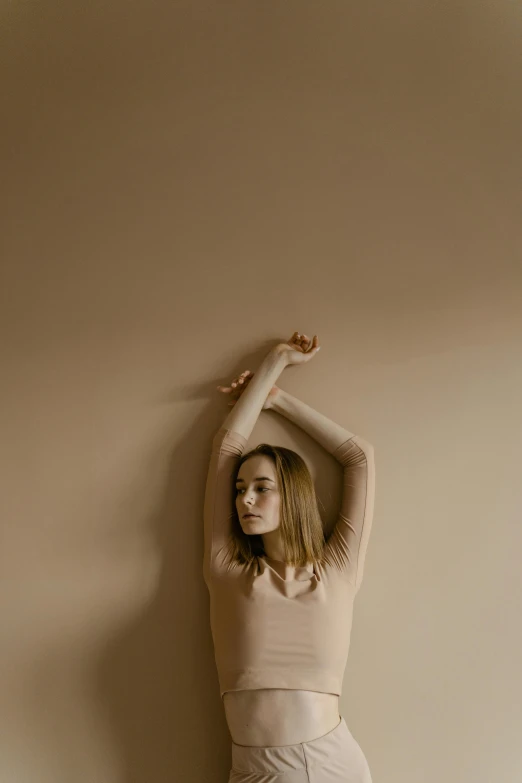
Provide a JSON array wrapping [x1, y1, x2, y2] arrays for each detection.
[[203, 426, 376, 700]]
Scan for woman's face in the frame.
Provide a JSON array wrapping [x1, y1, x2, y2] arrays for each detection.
[[235, 455, 281, 535]]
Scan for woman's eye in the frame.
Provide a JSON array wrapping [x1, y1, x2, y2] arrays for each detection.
[[236, 488, 269, 494]]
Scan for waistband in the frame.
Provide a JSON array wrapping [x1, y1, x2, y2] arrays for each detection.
[[231, 715, 348, 774]]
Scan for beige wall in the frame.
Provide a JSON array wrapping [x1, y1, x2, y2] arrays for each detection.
[[1, 2, 521, 781]]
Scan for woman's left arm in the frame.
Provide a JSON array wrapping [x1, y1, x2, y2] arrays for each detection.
[[270, 389, 375, 591]]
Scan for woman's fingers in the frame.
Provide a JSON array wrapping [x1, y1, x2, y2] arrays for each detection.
[[217, 370, 252, 395], [301, 334, 317, 350], [232, 370, 251, 388], [291, 332, 318, 352]]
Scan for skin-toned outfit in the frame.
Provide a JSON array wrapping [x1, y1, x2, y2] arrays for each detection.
[[203, 425, 375, 781], [229, 715, 371, 783]]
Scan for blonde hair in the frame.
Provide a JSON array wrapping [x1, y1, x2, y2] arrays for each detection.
[[223, 443, 327, 571]]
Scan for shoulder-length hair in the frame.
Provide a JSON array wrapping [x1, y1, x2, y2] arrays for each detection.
[[223, 443, 327, 571]]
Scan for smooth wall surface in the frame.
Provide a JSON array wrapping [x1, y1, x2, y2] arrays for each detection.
[[1, 2, 521, 781]]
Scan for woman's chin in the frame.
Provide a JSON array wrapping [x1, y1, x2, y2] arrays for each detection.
[[241, 518, 264, 533]]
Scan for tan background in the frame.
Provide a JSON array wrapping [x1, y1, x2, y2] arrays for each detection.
[[1, 2, 521, 781]]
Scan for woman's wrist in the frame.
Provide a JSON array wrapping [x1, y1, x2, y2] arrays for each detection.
[[268, 345, 290, 365]]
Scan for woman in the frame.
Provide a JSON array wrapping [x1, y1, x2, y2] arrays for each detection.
[[204, 331, 376, 782]]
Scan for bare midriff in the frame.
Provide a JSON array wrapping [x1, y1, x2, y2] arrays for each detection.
[[223, 689, 341, 747]]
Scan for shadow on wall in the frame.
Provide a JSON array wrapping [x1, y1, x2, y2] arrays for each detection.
[[95, 407, 235, 782]]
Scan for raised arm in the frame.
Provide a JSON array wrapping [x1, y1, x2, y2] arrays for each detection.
[[217, 350, 288, 442], [203, 351, 288, 582], [270, 389, 375, 592]]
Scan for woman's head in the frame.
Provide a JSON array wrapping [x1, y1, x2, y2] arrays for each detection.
[[225, 443, 326, 570]]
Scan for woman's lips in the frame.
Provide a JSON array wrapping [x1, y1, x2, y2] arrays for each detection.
[[243, 514, 259, 518]]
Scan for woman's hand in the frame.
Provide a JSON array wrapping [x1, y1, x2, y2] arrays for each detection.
[[217, 370, 280, 410], [272, 331, 321, 366], [216, 332, 320, 409]]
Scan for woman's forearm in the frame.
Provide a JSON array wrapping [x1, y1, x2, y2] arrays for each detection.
[[220, 351, 287, 442], [270, 389, 367, 455]]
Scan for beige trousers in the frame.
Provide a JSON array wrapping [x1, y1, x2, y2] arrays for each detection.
[[228, 715, 372, 782]]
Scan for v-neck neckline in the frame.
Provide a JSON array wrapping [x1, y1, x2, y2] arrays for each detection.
[[263, 556, 315, 581]]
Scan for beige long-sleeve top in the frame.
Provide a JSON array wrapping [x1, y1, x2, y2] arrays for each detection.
[[203, 426, 376, 700]]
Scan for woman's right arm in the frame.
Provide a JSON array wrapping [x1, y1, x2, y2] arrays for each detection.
[[218, 350, 288, 442], [203, 426, 248, 583], [203, 350, 288, 582]]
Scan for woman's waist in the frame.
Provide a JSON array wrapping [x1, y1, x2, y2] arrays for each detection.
[[223, 689, 340, 747]]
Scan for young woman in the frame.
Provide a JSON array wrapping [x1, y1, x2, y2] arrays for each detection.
[[204, 331, 376, 782]]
